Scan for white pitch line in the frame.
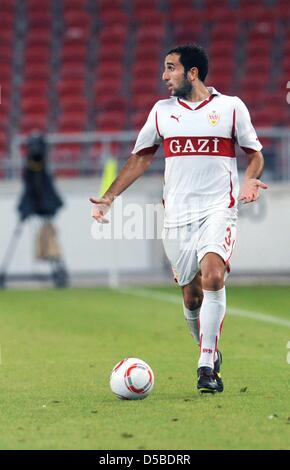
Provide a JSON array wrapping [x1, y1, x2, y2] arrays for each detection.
[[117, 288, 290, 329]]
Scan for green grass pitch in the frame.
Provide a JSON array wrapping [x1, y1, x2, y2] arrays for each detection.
[[0, 285, 290, 450]]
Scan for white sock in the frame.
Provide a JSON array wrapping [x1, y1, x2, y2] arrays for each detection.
[[198, 287, 226, 369], [182, 302, 200, 345]]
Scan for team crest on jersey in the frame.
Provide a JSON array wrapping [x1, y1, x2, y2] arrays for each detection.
[[208, 111, 220, 126]]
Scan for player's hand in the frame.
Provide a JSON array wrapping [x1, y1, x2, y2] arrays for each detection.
[[90, 196, 112, 223], [238, 178, 268, 204]]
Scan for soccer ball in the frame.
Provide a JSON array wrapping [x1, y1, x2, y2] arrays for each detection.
[[110, 357, 154, 400]]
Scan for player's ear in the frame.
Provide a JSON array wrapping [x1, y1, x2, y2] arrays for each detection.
[[188, 67, 198, 81]]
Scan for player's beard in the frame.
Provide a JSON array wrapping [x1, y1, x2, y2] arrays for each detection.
[[171, 76, 193, 99]]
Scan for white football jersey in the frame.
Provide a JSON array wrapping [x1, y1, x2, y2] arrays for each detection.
[[132, 87, 262, 228]]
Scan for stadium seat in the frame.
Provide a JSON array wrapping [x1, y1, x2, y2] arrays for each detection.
[[98, 44, 125, 62], [21, 81, 49, 98], [99, 25, 128, 45], [0, 45, 12, 64], [97, 96, 127, 113], [57, 78, 86, 97], [25, 47, 51, 64], [0, 29, 13, 46], [24, 64, 50, 81], [99, 10, 129, 25], [21, 97, 50, 115], [20, 114, 48, 133], [96, 111, 127, 131], [58, 112, 87, 132], [132, 93, 158, 112], [61, 45, 87, 64], [95, 79, 123, 96], [130, 110, 151, 130], [27, 12, 52, 29]]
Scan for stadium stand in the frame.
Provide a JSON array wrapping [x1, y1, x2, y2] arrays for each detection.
[[0, 0, 289, 176]]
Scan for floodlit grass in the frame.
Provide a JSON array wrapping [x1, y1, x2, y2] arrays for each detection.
[[0, 286, 290, 450]]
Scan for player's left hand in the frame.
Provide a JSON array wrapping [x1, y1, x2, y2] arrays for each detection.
[[238, 178, 268, 204]]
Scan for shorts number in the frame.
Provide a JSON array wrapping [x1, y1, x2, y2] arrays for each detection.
[[223, 227, 232, 251]]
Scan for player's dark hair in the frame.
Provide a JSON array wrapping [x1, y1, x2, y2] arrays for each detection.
[[167, 44, 208, 82]]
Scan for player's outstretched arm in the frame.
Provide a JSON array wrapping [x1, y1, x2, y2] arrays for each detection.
[[238, 151, 268, 204], [90, 152, 155, 223]]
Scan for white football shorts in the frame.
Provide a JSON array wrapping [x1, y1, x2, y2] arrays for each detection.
[[162, 211, 237, 286]]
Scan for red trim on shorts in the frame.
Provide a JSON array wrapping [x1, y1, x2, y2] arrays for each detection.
[[228, 171, 235, 208], [226, 239, 236, 264]]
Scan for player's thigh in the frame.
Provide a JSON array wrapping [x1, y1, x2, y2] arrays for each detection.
[[162, 224, 199, 287], [197, 212, 237, 267]]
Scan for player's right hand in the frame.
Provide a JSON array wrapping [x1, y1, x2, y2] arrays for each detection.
[[89, 196, 112, 223]]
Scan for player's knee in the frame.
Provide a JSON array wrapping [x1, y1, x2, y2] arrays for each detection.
[[183, 292, 203, 311], [202, 270, 224, 291]]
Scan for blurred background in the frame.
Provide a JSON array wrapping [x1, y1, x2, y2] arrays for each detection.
[[0, 0, 289, 288]]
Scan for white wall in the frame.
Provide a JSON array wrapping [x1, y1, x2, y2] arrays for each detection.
[[0, 177, 289, 278]]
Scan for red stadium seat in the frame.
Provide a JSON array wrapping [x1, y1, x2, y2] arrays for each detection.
[[97, 63, 124, 80], [132, 93, 161, 112], [0, 63, 12, 80], [21, 81, 49, 98], [64, 11, 91, 30], [20, 114, 48, 133], [211, 23, 240, 41], [25, 47, 51, 64], [58, 113, 87, 132], [98, 44, 125, 62], [60, 64, 87, 80], [172, 23, 204, 44], [99, 0, 124, 12], [97, 96, 127, 113], [239, 74, 268, 93], [0, 45, 12, 64], [63, 0, 89, 9], [133, 43, 163, 61], [130, 110, 150, 130], [0, 12, 15, 28], [57, 78, 86, 97], [99, 25, 128, 45], [21, 97, 50, 115], [61, 45, 87, 63], [95, 79, 123, 96], [24, 64, 50, 81], [27, 0, 51, 9], [134, 10, 166, 26], [27, 12, 52, 28], [96, 111, 127, 131], [60, 97, 89, 113], [131, 78, 159, 95], [132, 62, 161, 80], [98, 11, 129, 25], [0, 29, 13, 45], [26, 30, 51, 47]]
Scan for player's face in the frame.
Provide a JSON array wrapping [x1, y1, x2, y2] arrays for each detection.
[[162, 53, 193, 98]]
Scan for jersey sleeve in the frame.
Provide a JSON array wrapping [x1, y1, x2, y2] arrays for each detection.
[[234, 97, 263, 154], [132, 102, 163, 156]]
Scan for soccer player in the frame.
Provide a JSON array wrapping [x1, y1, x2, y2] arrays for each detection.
[[90, 44, 267, 393]]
